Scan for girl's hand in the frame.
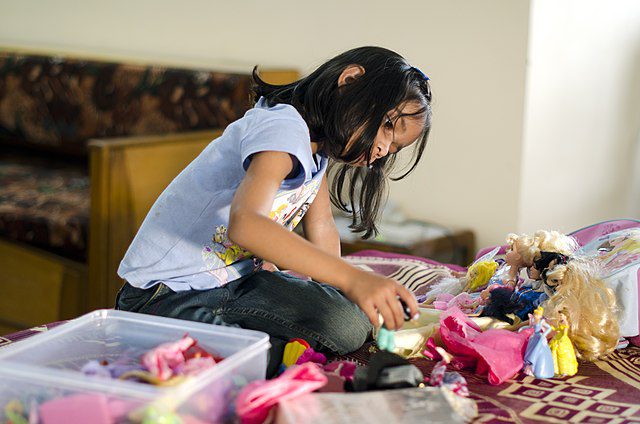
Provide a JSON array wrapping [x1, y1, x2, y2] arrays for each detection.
[[342, 269, 418, 331], [261, 261, 279, 272]]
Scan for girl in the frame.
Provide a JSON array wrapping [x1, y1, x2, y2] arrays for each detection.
[[116, 46, 432, 376]]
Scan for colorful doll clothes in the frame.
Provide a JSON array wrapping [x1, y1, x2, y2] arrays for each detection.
[[512, 284, 545, 321], [438, 307, 534, 385], [549, 324, 578, 376], [235, 363, 327, 424], [141, 335, 218, 381], [433, 293, 479, 314], [523, 318, 554, 379]]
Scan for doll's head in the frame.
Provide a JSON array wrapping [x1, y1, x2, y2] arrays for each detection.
[[543, 259, 619, 361], [557, 308, 569, 327], [533, 306, 544, 321], [505, 233, 538, 268], [465, 260, 498, 292]]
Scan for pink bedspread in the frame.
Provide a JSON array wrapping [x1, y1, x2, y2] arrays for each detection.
[[3, 249, 640, 423]]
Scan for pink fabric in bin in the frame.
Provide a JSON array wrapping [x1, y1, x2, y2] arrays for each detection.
[[439, 307, 533, 385], [235, 363, 327, 424], [40, 394, 113, 424]]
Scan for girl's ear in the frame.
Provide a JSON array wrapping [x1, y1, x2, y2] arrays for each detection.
[[338, 64, 365, 87]]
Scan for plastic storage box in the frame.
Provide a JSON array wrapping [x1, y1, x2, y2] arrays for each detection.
[[0, 309, 270, 423]]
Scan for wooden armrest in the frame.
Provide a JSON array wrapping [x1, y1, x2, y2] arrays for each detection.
[[88, 130, 221, 309], [88, 129, 221, 150]]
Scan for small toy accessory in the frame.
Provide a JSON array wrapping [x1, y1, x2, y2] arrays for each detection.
[[411, 66, 430, 81], [376, 298, 413, 352], [282, 339, 310, 367]]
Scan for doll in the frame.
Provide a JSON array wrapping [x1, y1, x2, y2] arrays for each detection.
[[503, 231, 579, 320], [503, 233, 539, 288], [549, 310, 578, 377], [479, 286, 522, 325], [428, 346, 469, 397], [521, 306, 555, 379], [506, 230, 578, 289], [541, 257, 619, 362], [463, 260, 499, 292]]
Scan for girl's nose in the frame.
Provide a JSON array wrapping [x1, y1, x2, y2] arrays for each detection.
[[376, 142, 390, 158]]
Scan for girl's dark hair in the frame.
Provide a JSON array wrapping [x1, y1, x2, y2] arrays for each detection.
[[252, 46, 432, 238]]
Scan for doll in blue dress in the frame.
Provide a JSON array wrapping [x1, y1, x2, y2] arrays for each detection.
[[521, 306, 554, 379]]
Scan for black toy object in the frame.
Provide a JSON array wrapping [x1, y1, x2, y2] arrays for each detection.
[[399, 297, 412, 321], [347, 351, 424, 392]]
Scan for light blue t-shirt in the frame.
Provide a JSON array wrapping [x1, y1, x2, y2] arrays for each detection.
[[118, 98, 328, 291]]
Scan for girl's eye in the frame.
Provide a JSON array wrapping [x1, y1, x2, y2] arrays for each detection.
[[383, 116, 394, 130]]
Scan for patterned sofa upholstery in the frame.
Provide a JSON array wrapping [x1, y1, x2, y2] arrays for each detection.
[[0, 52, 253, 261], [0, 51, 297, 333]]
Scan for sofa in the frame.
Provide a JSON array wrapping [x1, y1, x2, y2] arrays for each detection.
[[0, 50, 298, 333]]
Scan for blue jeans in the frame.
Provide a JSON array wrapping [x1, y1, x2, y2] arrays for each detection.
[[115, 271, 372, 377]]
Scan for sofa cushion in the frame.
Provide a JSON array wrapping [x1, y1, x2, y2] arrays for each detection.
[[0, 155, 89, 261], [0, 53, 253, 156]]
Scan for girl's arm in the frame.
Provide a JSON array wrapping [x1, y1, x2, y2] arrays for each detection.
[[300, 175, 341, 257], [228, 151, 418, 330]]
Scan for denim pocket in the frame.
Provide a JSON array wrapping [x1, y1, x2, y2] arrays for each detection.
[[116, 283, 170, 312], [138, 283, 173, 312]]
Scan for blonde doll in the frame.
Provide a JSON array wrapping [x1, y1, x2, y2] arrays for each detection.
[[542, 258, 619, 362], [505, 231, 578, 288]]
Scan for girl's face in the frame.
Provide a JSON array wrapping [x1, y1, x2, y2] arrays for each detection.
[[347, 101, 426, 167]]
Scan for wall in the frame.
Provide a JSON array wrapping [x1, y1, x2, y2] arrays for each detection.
[[6, 0, 611, 251], [520, 0, 640, 234]]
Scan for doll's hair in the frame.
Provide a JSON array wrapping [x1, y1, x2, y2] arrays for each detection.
[[465, 260, 498, 291], [506, 233, 538, 266], [252, 46, 432, 238], [533, 230, 579, 257], [480, 286, 521, 325], [506, 230, 579, 267], [543, 259, 619, 361]]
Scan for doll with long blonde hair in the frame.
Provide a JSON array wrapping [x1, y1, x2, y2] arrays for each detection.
[[541, 257, 619, 361]]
